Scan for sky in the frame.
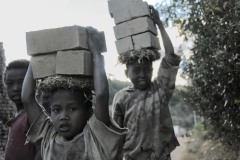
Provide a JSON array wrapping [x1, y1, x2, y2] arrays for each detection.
[[0, 0, 187, 85]]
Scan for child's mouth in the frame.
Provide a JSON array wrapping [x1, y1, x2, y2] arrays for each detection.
[[12, 95, 21, 100], [59, 124, 71, 132]]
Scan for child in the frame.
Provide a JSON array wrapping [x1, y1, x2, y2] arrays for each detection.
[[112, 7, 180, 160], [4, 59, 36, 160], [21, 27, 127, 160]]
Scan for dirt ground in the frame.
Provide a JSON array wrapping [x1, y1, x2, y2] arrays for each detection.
[[171, 136, 188, 160]]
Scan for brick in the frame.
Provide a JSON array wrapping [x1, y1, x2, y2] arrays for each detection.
[[98, 31, 107, 53], [26, 26, 107, 55], [132, 32, 161, 50], [113, 17, 157, 40], [30, 54, 56, 79], [115, 36, 134, 54], [108, 0, 150, 24], [56, 50, 93, 76], [26, 26, 88, 55]]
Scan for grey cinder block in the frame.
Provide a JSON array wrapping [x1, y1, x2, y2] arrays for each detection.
[[56, 50, 93, 76], [26, 26, 107, 55], [113, 17, 157, 40], [108, 0, 150, 24], [98, 31, 107, 53], [26, 26, 88, 55], [115, 36, 134, 54], [30, 54, 56, 79], [132, 32, 160, 50]]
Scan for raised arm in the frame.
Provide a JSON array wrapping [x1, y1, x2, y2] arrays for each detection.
[[87, 27, 110, 126], [150, 6, 181, 102], [21, 64, 42, 125], [150, 5, 175, 56]]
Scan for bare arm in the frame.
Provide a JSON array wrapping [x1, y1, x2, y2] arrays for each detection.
[[150, 5, 175, 56], [21, 64, 42, 125], [87, 27, 110, 126], [150, 6, 181, 101]]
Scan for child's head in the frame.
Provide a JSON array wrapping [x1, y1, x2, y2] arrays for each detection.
[[37, 76, 93, 140], [126, 58, 153, 90], [119, 49, 156, 90], [4, 59, 29, 105]]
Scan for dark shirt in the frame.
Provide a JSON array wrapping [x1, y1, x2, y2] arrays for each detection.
[[5, 111, 36, 160]]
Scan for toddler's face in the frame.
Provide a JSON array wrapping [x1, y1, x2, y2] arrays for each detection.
[[126, 59, 153, 90], [5, 68, 27, 105], [50, 89, 91, 140]]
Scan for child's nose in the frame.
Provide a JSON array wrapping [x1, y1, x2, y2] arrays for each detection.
[[13, 83, 20, 91], [60, 111, 70, 121], [139, 70, 145, 77]]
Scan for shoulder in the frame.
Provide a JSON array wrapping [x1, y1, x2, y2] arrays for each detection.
[[114, 86, 132, 102], [114, 86, 132, 98]]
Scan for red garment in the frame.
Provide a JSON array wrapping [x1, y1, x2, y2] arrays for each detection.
[[5, 111, 36, 160]]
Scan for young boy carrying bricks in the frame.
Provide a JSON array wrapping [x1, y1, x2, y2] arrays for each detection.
[[112, 7, 180, 160], [21, 27, 127, 160], [4, 59, 37, 160]]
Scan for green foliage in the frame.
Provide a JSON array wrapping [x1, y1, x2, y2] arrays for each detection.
[[108, 79, 131, 105], [169, 86, 195, 129], [156, 0, 240, 149], [186, 123, 239, 160]]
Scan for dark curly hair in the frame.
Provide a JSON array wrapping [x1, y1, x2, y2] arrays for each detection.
[[36, 75, 94, 110], [4, 59, 29, 84], [118, 48, 160, 64]]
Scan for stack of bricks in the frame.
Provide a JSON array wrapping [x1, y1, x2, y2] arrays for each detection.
[[26, 26, 106, 79], [108, 0, 160, 57], [0, 42, 15, 159]]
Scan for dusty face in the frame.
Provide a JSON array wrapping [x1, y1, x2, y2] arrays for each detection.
[[126, 59, 153, 90], [50, 89, 91, 140], [5, 68, 27, 105]]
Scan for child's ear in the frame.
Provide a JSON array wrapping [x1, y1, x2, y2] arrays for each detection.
[[124, 70, 128, 78]]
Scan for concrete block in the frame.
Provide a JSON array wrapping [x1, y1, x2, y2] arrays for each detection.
[[56, 50, 93, 76], [108, 0, 150, 24], [115, 36, 134, 54], [30, 54, 56, 79], [26, 26, 107, 55], [132, 32, 161, 50], [98, 31, 107, 53], [113, 17, 157, 40], [26, 26, 88, 55]]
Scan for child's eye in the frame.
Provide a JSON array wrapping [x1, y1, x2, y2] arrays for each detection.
[[133, 70, 140, 74], [52, 107, 60, 113], [68, 107, 77, 112], [144, 68, 152, 72]]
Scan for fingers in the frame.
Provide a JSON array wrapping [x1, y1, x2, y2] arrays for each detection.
[[149, 5, 155, 10], [86, 26, 98, 36], [149, 5, 160, 24]]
